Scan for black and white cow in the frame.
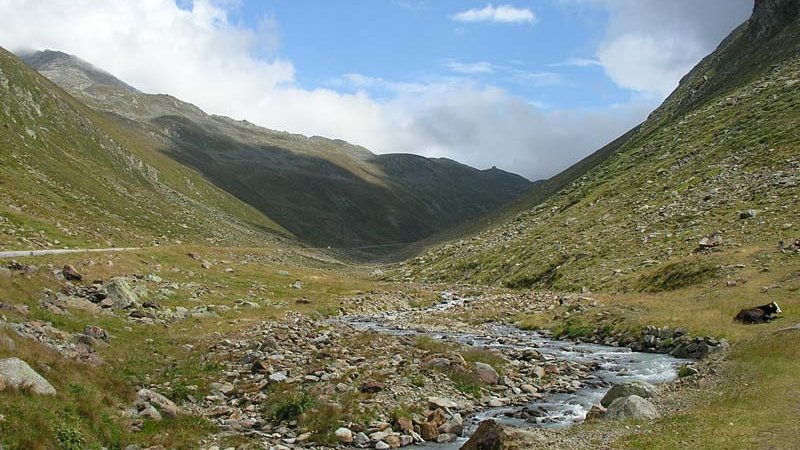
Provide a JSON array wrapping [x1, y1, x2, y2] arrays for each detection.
[[734, 301, 782, 324]]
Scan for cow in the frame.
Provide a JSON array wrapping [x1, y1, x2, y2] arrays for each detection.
[[734, 301, 782, 324]]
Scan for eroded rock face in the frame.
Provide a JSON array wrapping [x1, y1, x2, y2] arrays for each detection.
[[605, 395, 660, 421], [0, 357, 56, 395], [750, 0, 800, 42]]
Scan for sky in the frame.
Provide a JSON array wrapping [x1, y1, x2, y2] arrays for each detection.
[[0, 0, 753, 180]]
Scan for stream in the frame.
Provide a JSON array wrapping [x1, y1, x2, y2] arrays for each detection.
[[341, 292, 689, 449]]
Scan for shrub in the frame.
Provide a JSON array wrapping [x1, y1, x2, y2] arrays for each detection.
[[55, 424, 85, 450]]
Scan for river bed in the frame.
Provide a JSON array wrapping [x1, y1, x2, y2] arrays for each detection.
[[341, 293, 689, 449]]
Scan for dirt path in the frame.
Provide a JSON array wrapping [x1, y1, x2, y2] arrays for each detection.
[[0, 247, 141, 259]]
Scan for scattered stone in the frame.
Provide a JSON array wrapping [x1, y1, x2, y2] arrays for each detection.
[[739, 209, 757, 219], [428, 397, 458, 410], [584, 404, 606, 421], [353, 432, 370, 446], [419, 421, 439, 441], [83, 325, 109, 343], [137, 388, 181, 418], [334, 427, 353, 444], [0, 357, 57, 395], [474, 361, 500, 384], [62, 265, 83, 282], [697, 233, 723, 250], [360, 379, 384, 393], [395, 416, 413, 432]]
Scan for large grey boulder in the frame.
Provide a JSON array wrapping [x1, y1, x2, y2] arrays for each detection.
[[0, 357, 57, 395], [600, 380, 657, 407], [605, 395, 660, 421], [104, 279, 138, 309]]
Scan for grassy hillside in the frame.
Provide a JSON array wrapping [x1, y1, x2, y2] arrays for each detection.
[[0, 47, 290, 251], [21, 50, 533, 251], [405, 1, 800, 293]]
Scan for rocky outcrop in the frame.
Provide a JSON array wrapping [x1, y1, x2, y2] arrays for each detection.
[[750, 0, 800, 41], [0, 357, 57, 395]]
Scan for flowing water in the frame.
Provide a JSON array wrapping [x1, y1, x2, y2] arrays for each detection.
[[341, 293, 689, 449]]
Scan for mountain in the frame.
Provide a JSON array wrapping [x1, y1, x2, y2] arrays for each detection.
[[19, 50, 533, 252], [404, 0, 800, 291], [0, 46, 290, 251]]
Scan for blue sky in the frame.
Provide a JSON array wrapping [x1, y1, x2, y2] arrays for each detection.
[[0, 0, 753, 179], [225, 1, 625, 110]]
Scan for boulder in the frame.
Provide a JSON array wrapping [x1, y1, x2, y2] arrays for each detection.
[[600, 380, 657, 407], [0, 357, 56, 395], [62, 265, 83, 282], [104, 279, 138, 309], [698, 233, 723, 250], [419, 421, 439, 441], [438, 413, 463, 436], [428, 396, 459, 410], [334, 427, 353, 444], [461, 420, 547, 450], [474, 362, 500, 384], [395, 416, 413, 432], [584, 404, 606, 421], [353, 432, 370, 446], [137, 388, 181, 418], [605, 395, 660, 421], [384, 434, 401, 448], [428, 408, 447, 427]]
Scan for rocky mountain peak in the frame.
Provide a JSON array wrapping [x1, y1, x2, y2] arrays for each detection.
[[20, 49, 138, 94]]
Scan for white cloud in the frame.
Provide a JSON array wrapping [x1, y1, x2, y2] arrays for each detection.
[[590, 0, 752, 96], [452, 4, 537, 24], [442, 60, 564, 88], [0, 0, 751, 182], [443, 60, 496, 74], [549, 57, 602, 68]]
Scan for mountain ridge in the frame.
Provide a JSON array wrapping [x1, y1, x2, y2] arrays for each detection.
[[20, 50, 533, 252], [402, 0, 800, 290]]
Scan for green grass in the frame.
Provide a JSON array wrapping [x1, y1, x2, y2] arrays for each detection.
[[407, 52, 800, 294], [412, 335, 507, 397], [0, 245, 389, 449], [636, 261, 720, 293], [622, 329, 800, 450]]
